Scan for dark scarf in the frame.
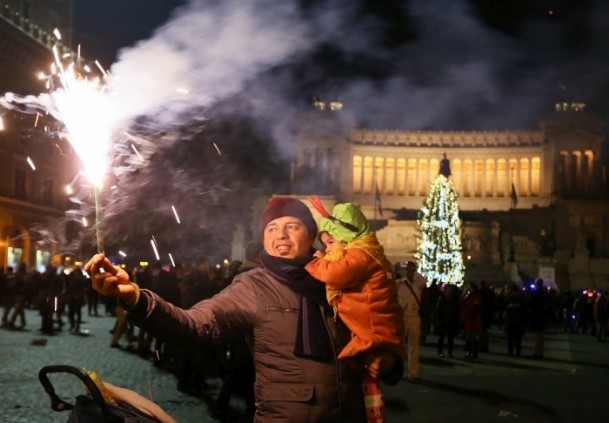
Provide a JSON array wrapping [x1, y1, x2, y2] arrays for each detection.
[[260, 249, 333, 361]]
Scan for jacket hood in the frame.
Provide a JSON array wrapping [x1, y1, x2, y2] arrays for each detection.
[[319, 202, 369, 244]]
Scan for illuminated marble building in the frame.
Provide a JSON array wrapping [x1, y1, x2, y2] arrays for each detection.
[[0, 1, 77, 270], [290, 101, 609, 291]]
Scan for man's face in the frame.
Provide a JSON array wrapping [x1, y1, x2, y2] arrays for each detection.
[[406, 262, 416, 276], [320, 232, 343, 253], [263, 216, 314, 260]]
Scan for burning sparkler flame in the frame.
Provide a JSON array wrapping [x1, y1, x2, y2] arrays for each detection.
[[44, 58, 115, 188]]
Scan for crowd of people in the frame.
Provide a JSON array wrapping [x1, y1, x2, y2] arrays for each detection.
[[0, 262, 93, 335], [410, 277, 609, 363], [2, 197, 609, 422]]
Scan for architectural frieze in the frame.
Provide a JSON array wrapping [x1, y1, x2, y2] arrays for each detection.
[[351, 129, 544, 148]]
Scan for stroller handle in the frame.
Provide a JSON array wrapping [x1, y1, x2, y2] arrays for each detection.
[[38, 364, 119, 421]]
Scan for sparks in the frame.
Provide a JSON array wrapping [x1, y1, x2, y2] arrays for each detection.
[[94, 60, 108, 77], [66, 184, 73, 195], [150, 238, 160, 261], [27, 156, 36, 170], [0, 116, 4, 131], [213, 142, 222, 156], [34, 113, 40, 127], [119, 250, 127, 257], [131, 143, 144, 162], [82, 217, 88, 227], [124, 132, 151, 163], [168, 253, 176, 267], [171, 205, 181, 224]]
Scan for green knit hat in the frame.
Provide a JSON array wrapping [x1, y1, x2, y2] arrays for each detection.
[[319, 203, 370, 244]]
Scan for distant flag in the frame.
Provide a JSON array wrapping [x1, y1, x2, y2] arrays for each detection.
[[375, 182, 383, 217], [511, 183, 518, 209]]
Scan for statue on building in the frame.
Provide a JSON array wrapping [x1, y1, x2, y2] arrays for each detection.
[[439, 153, 451, 177]]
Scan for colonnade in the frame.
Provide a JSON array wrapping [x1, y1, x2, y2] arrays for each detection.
[[352, 155, 542, 198]]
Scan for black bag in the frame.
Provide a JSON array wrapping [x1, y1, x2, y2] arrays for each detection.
[[39, 365, 160, 423]]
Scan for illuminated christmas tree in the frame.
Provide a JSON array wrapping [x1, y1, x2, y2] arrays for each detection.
[[415, 155, 465, 286]]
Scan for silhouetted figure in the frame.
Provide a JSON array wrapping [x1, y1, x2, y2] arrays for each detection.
[[66, 267, 87, 333], [504, 284, 526, 356], [528, 279, 547, 359], [435, 283, 460, 358], [460, 282, 483, 359]]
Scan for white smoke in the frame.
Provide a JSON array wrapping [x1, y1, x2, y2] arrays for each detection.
[[106, 0, 314, 126]]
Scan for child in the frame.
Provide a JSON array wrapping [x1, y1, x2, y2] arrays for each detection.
[[305, 198, 405, 423]]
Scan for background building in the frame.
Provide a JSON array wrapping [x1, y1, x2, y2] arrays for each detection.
[[289, 101, 609, 291], [0, 1, 77, 271]]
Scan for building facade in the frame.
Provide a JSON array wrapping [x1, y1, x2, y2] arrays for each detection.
[[290, 103, 609, 291], [0, 1, 77, 271]]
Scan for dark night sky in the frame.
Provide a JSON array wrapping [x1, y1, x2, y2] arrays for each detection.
[[72, 0, 186, 67], [71, 0, 609, 133]]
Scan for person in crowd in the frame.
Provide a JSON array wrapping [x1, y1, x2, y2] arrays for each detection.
[[49, 267, 68, 331], [460, 282, 483, 359], [85, 197, 402, 422], [305, 200, 405, 421], [396, 260, 427, 380], [38, 266, 57, 335], [426, 280, 442, 336], [1, 266, 15, 328], [559, 290, 575, 333], [66, 266, 87, 333], [593, 291, 607, 342], [7, 263, 28, 330], [478, 280, 495, 353], [110, 303, 137, 349], [175, 256, 220, 396], [494, 285, 508, 330], [149, 263, 182, 368], [0, 267, 5, 304], [585, 291, 597, 337], [435, 283, 460, 358], [86, 273, 100, 317], [572, 291, 590, 334], [503, 284, 526, 356], [132, 262, 162, 355], [110, 268, 137, 349], [527, 278, 547, 359]]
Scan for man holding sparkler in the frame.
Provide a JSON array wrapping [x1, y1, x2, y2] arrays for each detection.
[[85, 198, 402, 422]]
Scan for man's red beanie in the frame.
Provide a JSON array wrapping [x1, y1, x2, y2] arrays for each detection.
[[259, 198, 318, 238]]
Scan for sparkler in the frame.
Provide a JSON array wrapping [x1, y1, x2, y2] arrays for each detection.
[[28, 36, 118, 253], [52, 46, 115, 253], [0, 28, 126, 254]]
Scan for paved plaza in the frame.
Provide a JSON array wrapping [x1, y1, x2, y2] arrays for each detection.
[[1, 308, 608, 422]]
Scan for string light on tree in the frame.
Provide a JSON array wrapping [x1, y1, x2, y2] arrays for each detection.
[[415, 154, 465, 286]]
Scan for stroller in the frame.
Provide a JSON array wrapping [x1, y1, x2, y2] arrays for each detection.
[[39, 365, 174, 422]]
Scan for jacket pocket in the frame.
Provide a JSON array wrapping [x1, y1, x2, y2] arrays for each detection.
[[260, 383, 315, 402]]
